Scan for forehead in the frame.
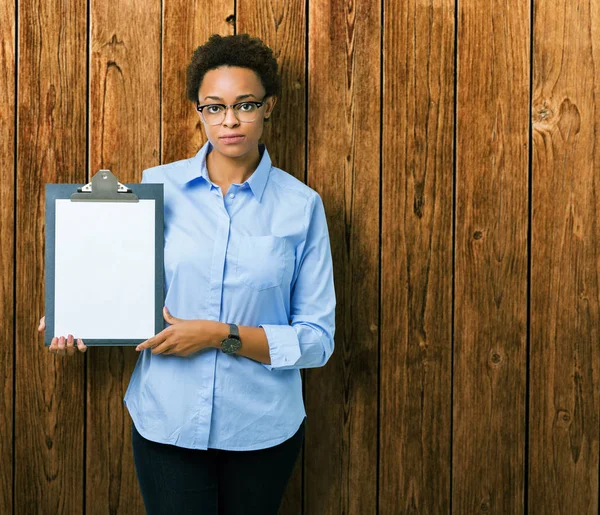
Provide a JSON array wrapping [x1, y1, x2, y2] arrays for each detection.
[[199, 66, 264, 101]]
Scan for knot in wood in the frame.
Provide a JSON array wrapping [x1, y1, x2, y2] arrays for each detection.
[[489, 350, 503, 366]]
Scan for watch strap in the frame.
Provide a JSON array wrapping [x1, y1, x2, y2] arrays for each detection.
[[228, 323, 240, 340]]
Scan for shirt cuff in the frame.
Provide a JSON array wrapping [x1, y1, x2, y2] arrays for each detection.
[[259, 324, 302, 370]]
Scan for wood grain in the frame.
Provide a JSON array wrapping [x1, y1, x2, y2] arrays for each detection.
[[162, 0, 233, 164], [529, 0, 600, 512], [87, 0, 161, 513], [453, 1, 530, 513], [0, 0, 15, 512], [380, 0, 455, 512], [15, 0, 87, 512], [236, 2, 307, 512], [7, 0, 600, 512], [306, 0, 380, 513]]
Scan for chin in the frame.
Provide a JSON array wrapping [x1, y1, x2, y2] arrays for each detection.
[[217, 143, 247, 155]]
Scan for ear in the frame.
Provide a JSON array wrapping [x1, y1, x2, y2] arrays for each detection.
[[265, 95, 277, 118]]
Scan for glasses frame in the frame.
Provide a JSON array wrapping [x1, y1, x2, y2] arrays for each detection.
[[195, 96, 268, 125]]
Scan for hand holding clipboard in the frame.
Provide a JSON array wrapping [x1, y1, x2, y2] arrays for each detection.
[[38, 315, 87, 356]]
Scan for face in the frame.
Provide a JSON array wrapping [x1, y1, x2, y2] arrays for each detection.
[[196, 66, 277, 159]]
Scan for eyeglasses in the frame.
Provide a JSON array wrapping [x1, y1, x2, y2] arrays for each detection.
[[195, 96, 268, 125]]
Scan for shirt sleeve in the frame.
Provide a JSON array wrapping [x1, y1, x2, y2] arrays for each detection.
[[259, 192, 336, 371]]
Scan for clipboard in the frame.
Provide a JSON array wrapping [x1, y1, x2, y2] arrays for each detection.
[[44, 169, 164, 346]]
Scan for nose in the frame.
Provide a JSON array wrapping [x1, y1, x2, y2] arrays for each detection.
[[223, 105, 240, 127]]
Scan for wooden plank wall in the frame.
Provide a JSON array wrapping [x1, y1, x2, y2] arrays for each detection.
[[16, 1, 87, 514], [381, 0, 454, 512], [2, 0, 599, 514], [453, 0, 530, 512], [86, 0, 161, 513], [0, 0, 15, 514], [529, 0, 600, 512]]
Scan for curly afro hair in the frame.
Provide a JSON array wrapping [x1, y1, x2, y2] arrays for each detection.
[[186, 34, 282, 122]]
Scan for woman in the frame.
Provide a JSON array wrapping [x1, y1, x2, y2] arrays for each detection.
[[40, 33, 336, 514]]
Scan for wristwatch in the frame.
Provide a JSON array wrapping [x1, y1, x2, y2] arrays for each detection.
[[220, 323, 242, 354]]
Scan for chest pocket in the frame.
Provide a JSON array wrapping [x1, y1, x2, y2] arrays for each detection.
[[236, 235, 288, 291]]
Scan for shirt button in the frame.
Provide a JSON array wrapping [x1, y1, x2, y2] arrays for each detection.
[[229, 193, 235, 198]]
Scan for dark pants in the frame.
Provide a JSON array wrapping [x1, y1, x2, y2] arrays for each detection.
[[131, 418, 306, 515]]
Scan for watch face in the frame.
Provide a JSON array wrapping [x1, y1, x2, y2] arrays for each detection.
[[222, 337, 241, 354]]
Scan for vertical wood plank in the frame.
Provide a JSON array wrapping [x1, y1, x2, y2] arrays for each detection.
[[453, 1, 530, 513], [87, 1, 161, 513], [0, 0, 15, 512], [306, 0, 380, 512], [237, 0, 306, 182], [529, 0, 600, 512], [162, 0, 233, 164], [16, 0, 87, 512], [380, 0, 455, 512], [236, 2, 307, 512]]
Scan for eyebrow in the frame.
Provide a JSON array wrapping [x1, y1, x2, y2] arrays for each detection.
[[203, 94, 258, 101]]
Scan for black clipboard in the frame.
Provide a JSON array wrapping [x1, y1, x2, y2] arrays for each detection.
[[44, 170, 164, 346]]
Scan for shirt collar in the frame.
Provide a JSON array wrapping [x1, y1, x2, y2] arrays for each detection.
[[177, 140, 272, 202]]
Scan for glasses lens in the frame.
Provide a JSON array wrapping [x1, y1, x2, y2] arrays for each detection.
[[235, 103, 259, 123], [202, 105, 226, 125]]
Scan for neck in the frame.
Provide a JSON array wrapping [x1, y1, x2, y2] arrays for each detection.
[[206, 144, 261, 185]]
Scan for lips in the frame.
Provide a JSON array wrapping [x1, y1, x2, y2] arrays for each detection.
[[220, 135, 245, 144]]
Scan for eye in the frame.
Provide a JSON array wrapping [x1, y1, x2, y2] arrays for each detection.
[[238, 102, 257, 112], [206, 105, 225, 114]]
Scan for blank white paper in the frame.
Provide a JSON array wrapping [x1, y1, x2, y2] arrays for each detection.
[[54, 199, 156, 340]]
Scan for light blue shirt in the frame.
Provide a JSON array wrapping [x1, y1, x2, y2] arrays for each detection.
[[123, 140, 336, 450]]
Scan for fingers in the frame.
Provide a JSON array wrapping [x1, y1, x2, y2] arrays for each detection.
[[48, 334, 87, 356], [135, 338, 151, 352], [136, 332, 162, 352], [41, 316, 87, 355], [66, 334, 77, 356], [153, 341, 171, 355], [138, 335, 170, 355], [55, 336, 66, 356], [163, 306, 183, 325], [76, 338, 87, 353], [138, 338, 160, 353]]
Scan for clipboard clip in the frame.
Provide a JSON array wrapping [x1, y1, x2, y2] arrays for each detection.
[[70, 169, 139, 202]]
